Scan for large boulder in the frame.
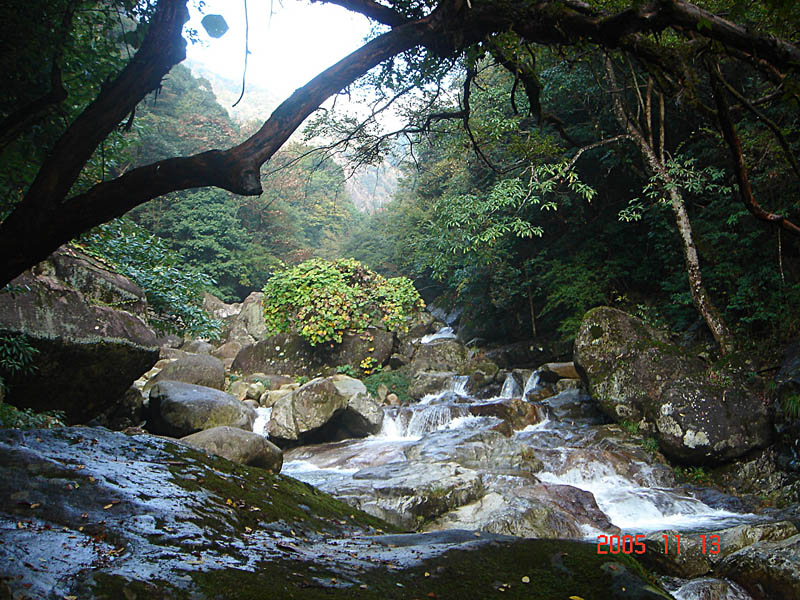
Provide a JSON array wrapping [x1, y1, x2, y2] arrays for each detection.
[[716, 533, 800, 600], [408, 338, 469, 372], [180, 426, 283, 471], [146, 381, 256, 438], [0, 428, 672, 600], [220, 291, 268, 347], [0, 247, 158, 423], [267, 375, 383, 445], [574, 307, 772, 464], [147, 353, 226, 390], [232, 328, 395, 378]]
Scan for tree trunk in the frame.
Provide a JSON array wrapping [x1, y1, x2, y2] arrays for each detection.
[[606, 59, 735, 354]]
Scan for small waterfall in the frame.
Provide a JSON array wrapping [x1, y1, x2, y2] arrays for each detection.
[[499, 373, 521, 398], [252, 406, 272, 437], [522, 371, 541, 399], [450, 375, 470, 396], [421, 326, 457, 344]]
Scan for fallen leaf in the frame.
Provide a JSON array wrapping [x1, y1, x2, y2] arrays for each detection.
[[569, 596, 585, 600], [30, 503, 41, 509], [521, 576, 530, 583]]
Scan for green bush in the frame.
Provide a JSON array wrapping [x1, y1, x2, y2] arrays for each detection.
[[363, 370, 412, 404], [77, 219, 222, 338], [0, 330, 39, 395], [262, 258, 424, 346], [0, 404, 65, 429]]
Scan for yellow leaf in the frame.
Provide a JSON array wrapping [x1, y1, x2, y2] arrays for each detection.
[[569, 596, 585, 600]]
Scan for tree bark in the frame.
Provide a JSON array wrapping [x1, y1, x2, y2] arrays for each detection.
[[606, 59, 735, 354]]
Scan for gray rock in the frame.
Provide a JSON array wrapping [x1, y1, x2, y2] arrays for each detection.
[[641, 521, 800, 578], [717, 532, 800, 600], [210, 339, 243, 369], [409, 371, 456, 398], [408, 339, 469, 372], [180, 426, 282, 471], [183, 339, 213, 354], [0, 248, 158, 423], [0, 427, 670, 600], [267, 375, 383, 445], [146, 381, 255, 438], [147, 353, 225, 390], [574, 306, 772, 464]]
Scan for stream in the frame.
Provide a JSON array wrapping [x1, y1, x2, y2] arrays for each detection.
[[256, 371, 763, 599]]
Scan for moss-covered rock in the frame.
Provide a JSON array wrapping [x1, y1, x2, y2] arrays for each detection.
[[0, 427, 675, 600], [574, 307, 772, 464]]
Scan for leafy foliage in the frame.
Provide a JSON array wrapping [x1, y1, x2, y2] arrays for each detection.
[[363, 370, 412, 404], [0, 331, 39, 394], [0, 403, 65, 429], [262, 258, 424, 346], [77, 219, 222, 338]]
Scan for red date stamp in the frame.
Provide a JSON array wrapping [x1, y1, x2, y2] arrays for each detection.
[[596, 534, 721, 555]]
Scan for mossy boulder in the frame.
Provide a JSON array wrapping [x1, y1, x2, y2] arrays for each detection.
[[146, 381, 256, 437], [231, 328, 394, 378], [0, 248, 159, 424], [180, 426, 283, 471], [574, 307, 772, 464], [147, 353, 226, 390]]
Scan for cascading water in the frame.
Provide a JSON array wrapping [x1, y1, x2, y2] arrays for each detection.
[[266, 373, 761, 600], [252, 406, 272, 437], [522, 370, 541, 399], [499, 373, 521, 399], [420, 326, 457, 344]]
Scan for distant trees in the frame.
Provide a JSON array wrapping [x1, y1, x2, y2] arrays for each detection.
[[1, 0, 798, 334]]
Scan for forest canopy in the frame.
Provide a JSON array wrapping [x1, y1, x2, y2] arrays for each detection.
[[0, 0, 799, 352]]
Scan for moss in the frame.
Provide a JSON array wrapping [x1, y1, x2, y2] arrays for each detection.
[[83, 573, 189, 599], [190, 539, 673, 600], [163, 442, 395, 537]]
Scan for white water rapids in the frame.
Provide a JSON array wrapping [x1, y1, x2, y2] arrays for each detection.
[[275, 372, 756, 534]]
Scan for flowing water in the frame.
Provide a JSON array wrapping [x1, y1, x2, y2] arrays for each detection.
[[263, 371, 762, 599]]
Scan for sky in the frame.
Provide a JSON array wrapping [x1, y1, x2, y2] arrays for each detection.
[[185, 0, 377, 98]]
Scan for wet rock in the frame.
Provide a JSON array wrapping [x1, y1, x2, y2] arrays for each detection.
[[640, 521, 799, 578], [428, 481, 617, 539], [574, 306, 772, 464], [713, 446, 790, 496], [341, 461, 485, 529], [409, 371, 456, 398], [542, 390, 606, 425], [482, 340, 566, 369], [468, 398, 545, 431], [180, 426, 283, 471], [662, 576, 753, 600], [268, 375, 383, 445], [408, 339, 469, 372], [537, 361, 580, 382], [146, 381, 256, 437], [556, 378, 582, 393], [0, 248, 158, 423], [146, 353, 226, 390], [0, 427, 672, 600], [716, 532, 800, 600]]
